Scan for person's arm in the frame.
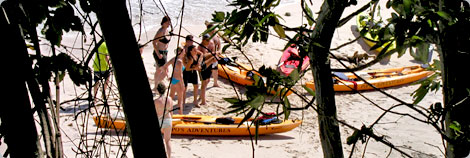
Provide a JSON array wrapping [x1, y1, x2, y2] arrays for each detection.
[[196, 52, 204, 70], [153, 29, 163, 58], [164, 57, 176, 68], [184, 59, 198, 71], [197, 45, 205, 53], [166, 98, 173, 115], [215, 37, 221, 52], [202, 54, 216, 68]]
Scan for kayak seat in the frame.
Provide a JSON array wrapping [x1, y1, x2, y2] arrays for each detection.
[[333, 72, 350, 80], [246, 71, 255, 78], [285, 65, 296, 69], [216, 117, 235, 125]]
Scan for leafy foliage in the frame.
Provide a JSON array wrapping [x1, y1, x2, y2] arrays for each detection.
[[223, 66, 297, 120], [411, 59, 441, 104], [42, 2, 83, 46], [369, 0, 469, 105], [210, 0, 285, 47], [32, 53, 91, 86]]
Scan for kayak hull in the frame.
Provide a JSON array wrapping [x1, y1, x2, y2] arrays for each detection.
[[218, 61, 293, 96], [305, 65, 433, 91], [278, 46, 310, 76], [93, 115, 302, 136]]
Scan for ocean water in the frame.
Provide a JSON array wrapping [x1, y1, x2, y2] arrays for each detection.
[[126, 0, 296, 30]]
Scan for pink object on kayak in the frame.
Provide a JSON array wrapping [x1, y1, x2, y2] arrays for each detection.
[[278, 44, 310, 76]]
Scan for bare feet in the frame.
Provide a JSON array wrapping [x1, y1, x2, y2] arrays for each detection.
[[200, 101, 207, 106], [194, 100, 200, 108]]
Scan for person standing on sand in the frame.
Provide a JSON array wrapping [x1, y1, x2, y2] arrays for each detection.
[[183, 45, 203, 107], [159, 48, 185, 114], [154, 86, 173, 158], [93, 42, 111, 103], [153, 16, 172, 93], [198, 34, 218, 106], [206, 24, 221, 87]]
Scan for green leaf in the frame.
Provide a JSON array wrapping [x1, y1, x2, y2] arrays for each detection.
[[436, 11, 452, 21], [258, 13, 275, 27], [224, 97, 240, 104], [224, 106, 246, 115], [411, 42, 430, 63], [201, 24, 219, 37], [238, 108, 256, 127], [227, 9, 250, 25], [449, 121, 460, 131], [273, 24, 286, 39], [283, 97, 291, 119], [222, 44, 231, 53], [411, 76, 433, 104], [303, 85, 316, 96], [347, 130, 360, 145], [212, 11, 225, 22], [403, 0, 412, 16], [248, 95, 265, 109], [449, 121, 463, 136], [288, 68, 300, 81], [303, 1, 314, 26]]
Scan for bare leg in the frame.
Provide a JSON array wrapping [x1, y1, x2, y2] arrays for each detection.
[[193, 84, 199, 107], [176, 83, 184, 114], [93, 81, 100, 103], [183, 86, 187, 105], [162, 128, 172, 158], [200, 79, 209, 105], [154, 68, 166, 92], [93, 76, 110, 103], [170, 84, 176, 99], [212, 69, 219, 87]]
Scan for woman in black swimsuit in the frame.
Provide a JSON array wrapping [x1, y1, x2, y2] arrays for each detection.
[[183, 45, 203, 107], [153, 16, 171, 92]]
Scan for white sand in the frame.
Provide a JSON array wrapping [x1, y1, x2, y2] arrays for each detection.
[[19, 0, 445, 157]]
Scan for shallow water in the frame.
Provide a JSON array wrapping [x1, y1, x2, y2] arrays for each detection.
[[126, 0, 296, 29]]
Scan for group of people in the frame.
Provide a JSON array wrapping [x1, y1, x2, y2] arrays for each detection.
[[153, 16, 222, 114], [91, 16, 222, 158], [151, 16, 222, 158]]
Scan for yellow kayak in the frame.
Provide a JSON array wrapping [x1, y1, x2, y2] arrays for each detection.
[[356, 12, 396, 53], [217, 62, 256, 86], [93, 115, 302, 136], [305, 65, 433, 91], [218, 58, 293, 96]]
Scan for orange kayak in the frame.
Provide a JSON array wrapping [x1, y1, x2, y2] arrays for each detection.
[[93, 115, 302, 136], [305, 65, 433, 91], [218, 59, 293, 96]]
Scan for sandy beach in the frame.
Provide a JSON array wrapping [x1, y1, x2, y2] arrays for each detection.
[[9, 0, 446, 157]]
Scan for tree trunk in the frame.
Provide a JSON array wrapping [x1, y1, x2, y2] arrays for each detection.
[[0, 7, 42, 157], [440, 4, 470, 157], [309, 0, 348, 157], [94, 0, 167, 157]]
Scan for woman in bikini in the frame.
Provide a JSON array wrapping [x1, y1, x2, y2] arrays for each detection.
[[183, 45, 203, 107], [160, 48, 185, 114], [154, 86, 173, 158], [153, 16, 171, 91]]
